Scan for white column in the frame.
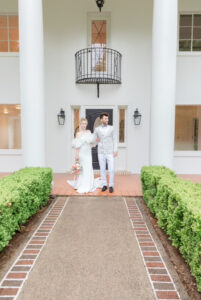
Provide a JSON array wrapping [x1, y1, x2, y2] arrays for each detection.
[[150, 0, 178, 168], [18, 0, 45, 167]]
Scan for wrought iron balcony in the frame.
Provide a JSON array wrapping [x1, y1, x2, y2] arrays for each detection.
[[75, 47, 122, 97]]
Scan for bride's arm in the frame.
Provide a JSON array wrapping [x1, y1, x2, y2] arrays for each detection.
[[75, 148, 79, 161], [73, 132, 81, 161]]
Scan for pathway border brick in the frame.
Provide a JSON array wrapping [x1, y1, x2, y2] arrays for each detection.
[[124, 198, 180, 300], [0, 197, 68, 300]]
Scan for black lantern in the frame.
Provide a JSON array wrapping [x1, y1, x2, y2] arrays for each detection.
[[96, 0, 104, 12], [133, 108, 142, 125], [57, 108, 65, 125]]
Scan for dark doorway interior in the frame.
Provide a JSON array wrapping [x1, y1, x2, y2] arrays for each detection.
[[86, 109, 113, 169]]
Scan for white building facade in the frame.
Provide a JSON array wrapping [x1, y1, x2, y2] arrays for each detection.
[[0, 0, 201, 174]]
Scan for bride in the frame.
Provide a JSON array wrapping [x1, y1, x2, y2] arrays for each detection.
[[67, 118, 102, 194]]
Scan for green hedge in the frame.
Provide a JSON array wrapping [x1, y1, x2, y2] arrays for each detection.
[[141, 166, 201, 292], [0, 167, 53, 252]]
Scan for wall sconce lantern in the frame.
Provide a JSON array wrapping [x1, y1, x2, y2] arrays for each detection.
[[133, 108, 142, 126], [96, 0, 104, 12], [57, 108, 65, 125]]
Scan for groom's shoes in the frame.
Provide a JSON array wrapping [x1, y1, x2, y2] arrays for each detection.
[[102, 185, 107, 192], [109, 186, 114, 193]]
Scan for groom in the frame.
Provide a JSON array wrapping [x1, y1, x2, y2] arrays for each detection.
[[93, 112, 118, 193]]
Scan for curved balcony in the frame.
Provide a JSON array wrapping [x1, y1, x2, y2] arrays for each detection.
[[75, 47, 122, 97]]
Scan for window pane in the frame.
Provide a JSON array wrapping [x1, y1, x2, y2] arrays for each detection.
[[179, 40, 191, 51], [180, 15, 192, 26], [175, 105, 201, 151], [9, 16, 18, 27], [0, 104, 21, 149], [0, 41, 8, 51], [179, 27, 191, 39], [193, 27, 201, 39], [0, 27, 8, 41], [0, 16, 7, 27], [119, 109, 125, 143], [10, 41, 19, 52], [194, 14, 201, 26], [193, 40, 201, 51], [74, 109, 80, 137], [9, 27, 19, 40]]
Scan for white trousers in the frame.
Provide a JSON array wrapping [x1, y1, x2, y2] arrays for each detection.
[[98, 153, 114, 187]]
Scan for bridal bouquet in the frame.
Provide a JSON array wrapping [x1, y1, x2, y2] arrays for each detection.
[[71, 161, 83, 175]]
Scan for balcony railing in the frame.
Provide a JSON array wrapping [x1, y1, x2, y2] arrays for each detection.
[[75, 47, 122, 97]]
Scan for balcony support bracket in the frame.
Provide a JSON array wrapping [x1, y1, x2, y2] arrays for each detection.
[[97, 83, 100, 98]]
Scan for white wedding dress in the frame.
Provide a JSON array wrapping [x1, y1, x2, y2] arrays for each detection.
[[67, 131, 103, 194]]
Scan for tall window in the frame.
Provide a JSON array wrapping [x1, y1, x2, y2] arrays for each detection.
[[73, 108, 80, 137], [119, 108, 125, 143], [88, 12, 110, 46], [92, 20, 106, 47], [0, 15, 19, 52], [179, 14, 201, 51], [88, 13, 110, 73], [174, 105, 201, 151], [92, 20, 107, 72], [0, 104, 21, 149]]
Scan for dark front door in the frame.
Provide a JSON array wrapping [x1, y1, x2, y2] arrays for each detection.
[[86, 109, 113, 169]]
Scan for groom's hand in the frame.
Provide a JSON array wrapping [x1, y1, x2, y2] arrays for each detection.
[[114, 152, 118, 158], [96, 138, 100, 143]]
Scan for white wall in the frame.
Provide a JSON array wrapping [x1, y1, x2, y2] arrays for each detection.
[[0, 57, 20, 102], [0, 0, 17, 13], [43, 0, 152, 173]]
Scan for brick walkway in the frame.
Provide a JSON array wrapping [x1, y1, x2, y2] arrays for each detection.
[[0, 197, 185, 299]]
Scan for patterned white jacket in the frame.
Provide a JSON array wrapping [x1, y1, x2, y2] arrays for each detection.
[[93, 125, 118, 155]]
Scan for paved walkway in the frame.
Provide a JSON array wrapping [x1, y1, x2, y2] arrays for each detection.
[[0, 197, 183, 300]]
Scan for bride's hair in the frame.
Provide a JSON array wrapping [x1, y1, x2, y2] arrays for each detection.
[[74, 126, 79, 137], [74, 118, 88, 137], [79, 117, 88, 125]]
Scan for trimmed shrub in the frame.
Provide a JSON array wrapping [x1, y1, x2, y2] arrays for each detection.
[[0, 167, 53, 252], [141, 166, 201, 292]]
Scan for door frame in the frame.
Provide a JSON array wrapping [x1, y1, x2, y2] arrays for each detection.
[[81, 104, 117, 132]]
